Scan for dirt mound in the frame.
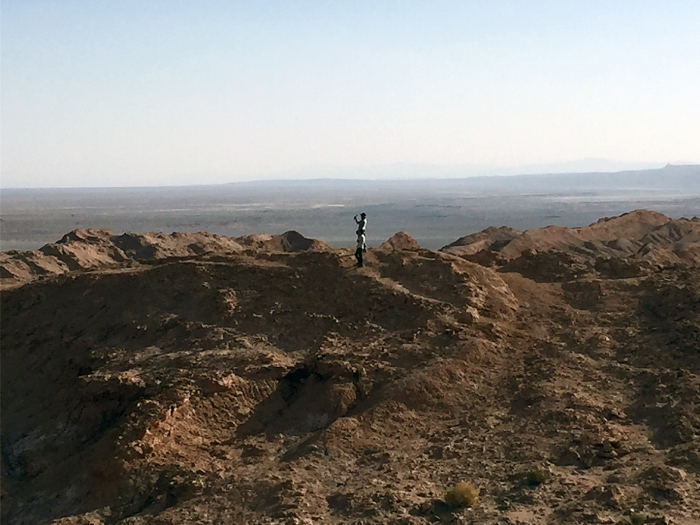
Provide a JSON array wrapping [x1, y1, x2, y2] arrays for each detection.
[[442, 226, 522, 255], [0, 229, 331, 289], [110, 231, 244, 260], [377, 231, 422, 252], [2, 211, 699, 524], [442, 210, 700, 281], [235, 230, 331, 253], [584, 209, 671, 238]]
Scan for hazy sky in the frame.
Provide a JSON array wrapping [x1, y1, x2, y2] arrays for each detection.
[[2, 1, 699, 188]]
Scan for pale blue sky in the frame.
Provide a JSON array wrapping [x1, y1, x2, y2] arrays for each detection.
[[2, 1, 699, 188]]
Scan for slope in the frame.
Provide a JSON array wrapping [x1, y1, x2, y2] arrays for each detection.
[[1, 213, 699, 525]]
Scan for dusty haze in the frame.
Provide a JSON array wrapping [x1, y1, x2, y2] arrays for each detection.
[[2, 165, 699, 253]]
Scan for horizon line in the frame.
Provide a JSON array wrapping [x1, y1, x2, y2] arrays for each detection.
[[2, 162, 698, 191]]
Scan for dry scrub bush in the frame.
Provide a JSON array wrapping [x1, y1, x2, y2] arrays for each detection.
[[444, 481, 479, 508], [525, 469, 551, 486]]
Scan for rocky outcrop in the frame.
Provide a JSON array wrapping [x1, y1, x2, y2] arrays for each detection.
[[2, 211, 700, 524], [236, 230, 331, 253], [377, 231, 422, 252], [0, 229, 329, 289], [441, 226, 521, 255], [441, 210, 700, 280]]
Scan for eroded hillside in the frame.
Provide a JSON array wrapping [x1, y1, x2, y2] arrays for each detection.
[[2, 210, 699, 525]]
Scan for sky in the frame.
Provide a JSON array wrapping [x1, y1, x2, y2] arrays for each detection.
[[1, 1, 699, 188]]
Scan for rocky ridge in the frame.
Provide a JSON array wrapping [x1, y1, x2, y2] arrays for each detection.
[[0, 229, 330, 289], [441, 210, 700, 279], [1, 210, 699, 524]]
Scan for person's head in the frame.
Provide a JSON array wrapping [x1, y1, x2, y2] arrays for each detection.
[[361, 212, 366, 218]]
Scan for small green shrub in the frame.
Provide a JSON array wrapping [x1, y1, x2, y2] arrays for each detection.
[[525, 469, 551, 486], [444, 481, 479, 508]]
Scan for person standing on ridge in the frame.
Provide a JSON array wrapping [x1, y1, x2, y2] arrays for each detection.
[[354, 213, 367, 267]]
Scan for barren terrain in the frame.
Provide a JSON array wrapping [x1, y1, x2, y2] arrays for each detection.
[[2, 210, 700, 524], [3, 165, 699, 252]]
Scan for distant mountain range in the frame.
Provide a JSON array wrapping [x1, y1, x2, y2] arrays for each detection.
[[230, 164, 700, 195], [263, 159, 679, 181]]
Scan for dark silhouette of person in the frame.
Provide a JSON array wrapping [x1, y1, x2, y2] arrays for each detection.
[[355, 231, 366, 267], [354, 213, 367, 267], [354, 212, 367, 236]]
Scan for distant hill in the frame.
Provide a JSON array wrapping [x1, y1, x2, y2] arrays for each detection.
[[258, 159, 666, 181], [458, 164, 700, 193], [226, 163, 700, 196]]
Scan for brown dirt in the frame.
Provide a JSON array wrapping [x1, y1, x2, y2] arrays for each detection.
[[2, 211, 699, 524], [0, 229, 329, 290], [442, 209, 700, 272]]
